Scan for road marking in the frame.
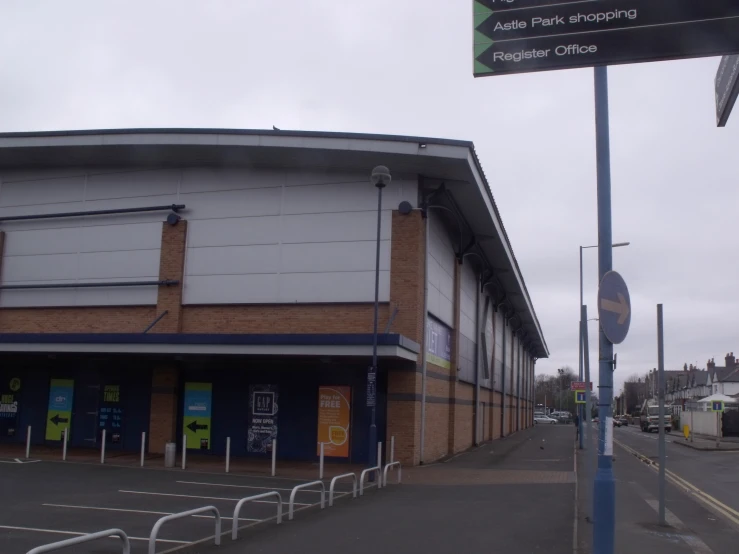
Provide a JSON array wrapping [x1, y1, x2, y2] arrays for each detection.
[[0, 459, 41, 464], [42, 503, 259, 521], [0, 525, 188, 544], [119, 489, 311, 506], [640, 494, 714, 554], [177, 480, 324, 493], [615, 439, 739, 528]]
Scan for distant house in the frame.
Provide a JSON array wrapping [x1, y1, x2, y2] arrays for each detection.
[[708, 353, 739, 397]]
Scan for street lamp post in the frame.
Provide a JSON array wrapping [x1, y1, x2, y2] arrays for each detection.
[[579, 241, 628, 450], [367, 166, 391, 478]]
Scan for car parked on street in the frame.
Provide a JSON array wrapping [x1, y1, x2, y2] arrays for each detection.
[[534, 415, 558, 424]]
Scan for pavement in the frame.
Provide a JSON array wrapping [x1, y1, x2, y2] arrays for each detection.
[[576, 422, 739, 554], [1, 424, 577, 554], [184, 424, 576, 554], [0, 442, 367, 480], [671, 433, 739, 451]]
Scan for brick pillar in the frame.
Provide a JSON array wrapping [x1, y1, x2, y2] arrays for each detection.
[[387, 210, 425, 466], [149, 366, 179, 454], [153, 220, 188, 333]]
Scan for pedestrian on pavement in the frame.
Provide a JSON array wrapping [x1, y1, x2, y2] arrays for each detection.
[[573, 413, 580, 441]]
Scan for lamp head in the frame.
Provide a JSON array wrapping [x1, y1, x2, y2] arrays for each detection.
[[371, 166, 391, 188]]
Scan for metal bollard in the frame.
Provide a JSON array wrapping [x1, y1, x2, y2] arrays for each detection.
[[226, 437, 231, 473], [271, 439, 277, 477], [140, 432, 146, 467], [182, 434, 187, 470], [319, 442, 325, 479], [101, 429, 106, 464], [25, 426, 31, 459], [62, 428, 68, 461]]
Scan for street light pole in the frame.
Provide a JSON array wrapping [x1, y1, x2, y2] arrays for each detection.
[[367, 166, 390, 478]]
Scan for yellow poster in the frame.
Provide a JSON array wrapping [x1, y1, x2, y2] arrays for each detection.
[[317, 386, 351, 457]]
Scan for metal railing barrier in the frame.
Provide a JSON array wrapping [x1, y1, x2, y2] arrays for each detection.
[[359, 466, 380, 496], [26, 528, 131, 554], [148, 506, 221, 554], [288, 481, 325, 520], [383, 461, 402, 487], [232, 491, 283, 540], [329, 472, 357, 507]]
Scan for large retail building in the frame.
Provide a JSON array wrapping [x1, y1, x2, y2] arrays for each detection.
[[0, 128, 548, 465]]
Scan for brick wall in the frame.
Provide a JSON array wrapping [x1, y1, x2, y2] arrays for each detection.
[[453, 381, 475, 453], [386, 209, 426, 465], [182, 304, 390, 334], [152, 221, 188, 333], [0, 306, 157, 333], [149, 366, 179, 454]]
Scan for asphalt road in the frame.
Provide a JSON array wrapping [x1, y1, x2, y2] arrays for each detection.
[[0, 460, 349, 554], [612, 424, 739, 518]]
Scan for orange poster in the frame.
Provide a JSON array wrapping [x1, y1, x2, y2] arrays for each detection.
[[317, 386, 351, 457]]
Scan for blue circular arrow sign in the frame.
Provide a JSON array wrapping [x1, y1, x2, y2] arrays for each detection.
[[598, 270, 631, 345]]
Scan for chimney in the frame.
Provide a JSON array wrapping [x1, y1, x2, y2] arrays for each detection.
[[708, 358, 716, 370], [727, 352, 736, 370]]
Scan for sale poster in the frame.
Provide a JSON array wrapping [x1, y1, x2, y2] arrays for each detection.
[[317, 386, 351, 457], [247, 384, 279, 453]]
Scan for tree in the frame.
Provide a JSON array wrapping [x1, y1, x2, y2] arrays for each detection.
[[535, 366, 578, 413], [623, 373, 648, 414]]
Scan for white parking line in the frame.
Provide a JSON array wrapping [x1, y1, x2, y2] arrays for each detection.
[[42, 503, 260, 521], [0, 525, 188, 544], [119, 489, 311, 506], [177, 480, 324, 493]]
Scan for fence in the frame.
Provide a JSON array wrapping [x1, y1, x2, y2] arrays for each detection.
[[329, 473, 357, 507], [288, 481, 325, 520], [149, 506, 221, 554], [26, 529, 130, 554], [232, 492, 283, 539]]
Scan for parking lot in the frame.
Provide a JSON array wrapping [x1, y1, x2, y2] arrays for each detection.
[[0, 457, 358, 553]]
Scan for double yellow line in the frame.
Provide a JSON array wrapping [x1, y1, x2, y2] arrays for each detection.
[[615, 439, 739, 528]]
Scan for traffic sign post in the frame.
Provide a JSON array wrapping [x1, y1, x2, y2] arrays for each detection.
[[473, 0, 739, 77], [712, 401, 725, 448], [571, 381, 593, 391], [598, 271, 631, 345], [472, 2, 739, 553], [716, 55, 739, 127]]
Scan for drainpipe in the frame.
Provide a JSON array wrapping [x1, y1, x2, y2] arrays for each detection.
[[517, 337, 522, 432], [500, 309, 508, 438], [419, 196, 430, 464], [474, 271, 482, 445]]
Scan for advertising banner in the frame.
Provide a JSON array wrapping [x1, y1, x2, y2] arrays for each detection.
[[99, 384, 123, 445], [248, 384, 279, 453], [317, 386, 351, 457], [0, 377, 21, 437], [427, 317, 452, 369], [183, 382, 212, 450], [46, 379, 74, 441]]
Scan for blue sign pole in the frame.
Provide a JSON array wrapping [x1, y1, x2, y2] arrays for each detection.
[[593, 65, 616, 554]]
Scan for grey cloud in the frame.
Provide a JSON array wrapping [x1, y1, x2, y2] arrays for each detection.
[[1, 0, 738, 399]]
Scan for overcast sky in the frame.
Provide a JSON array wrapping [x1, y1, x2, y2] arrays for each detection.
[[2, 1, 738, 395]]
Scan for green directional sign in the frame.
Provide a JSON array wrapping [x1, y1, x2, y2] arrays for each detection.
[[473, 0, 739, 77], [183, 382, 212, 450], [46, 379, 74, 441]]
